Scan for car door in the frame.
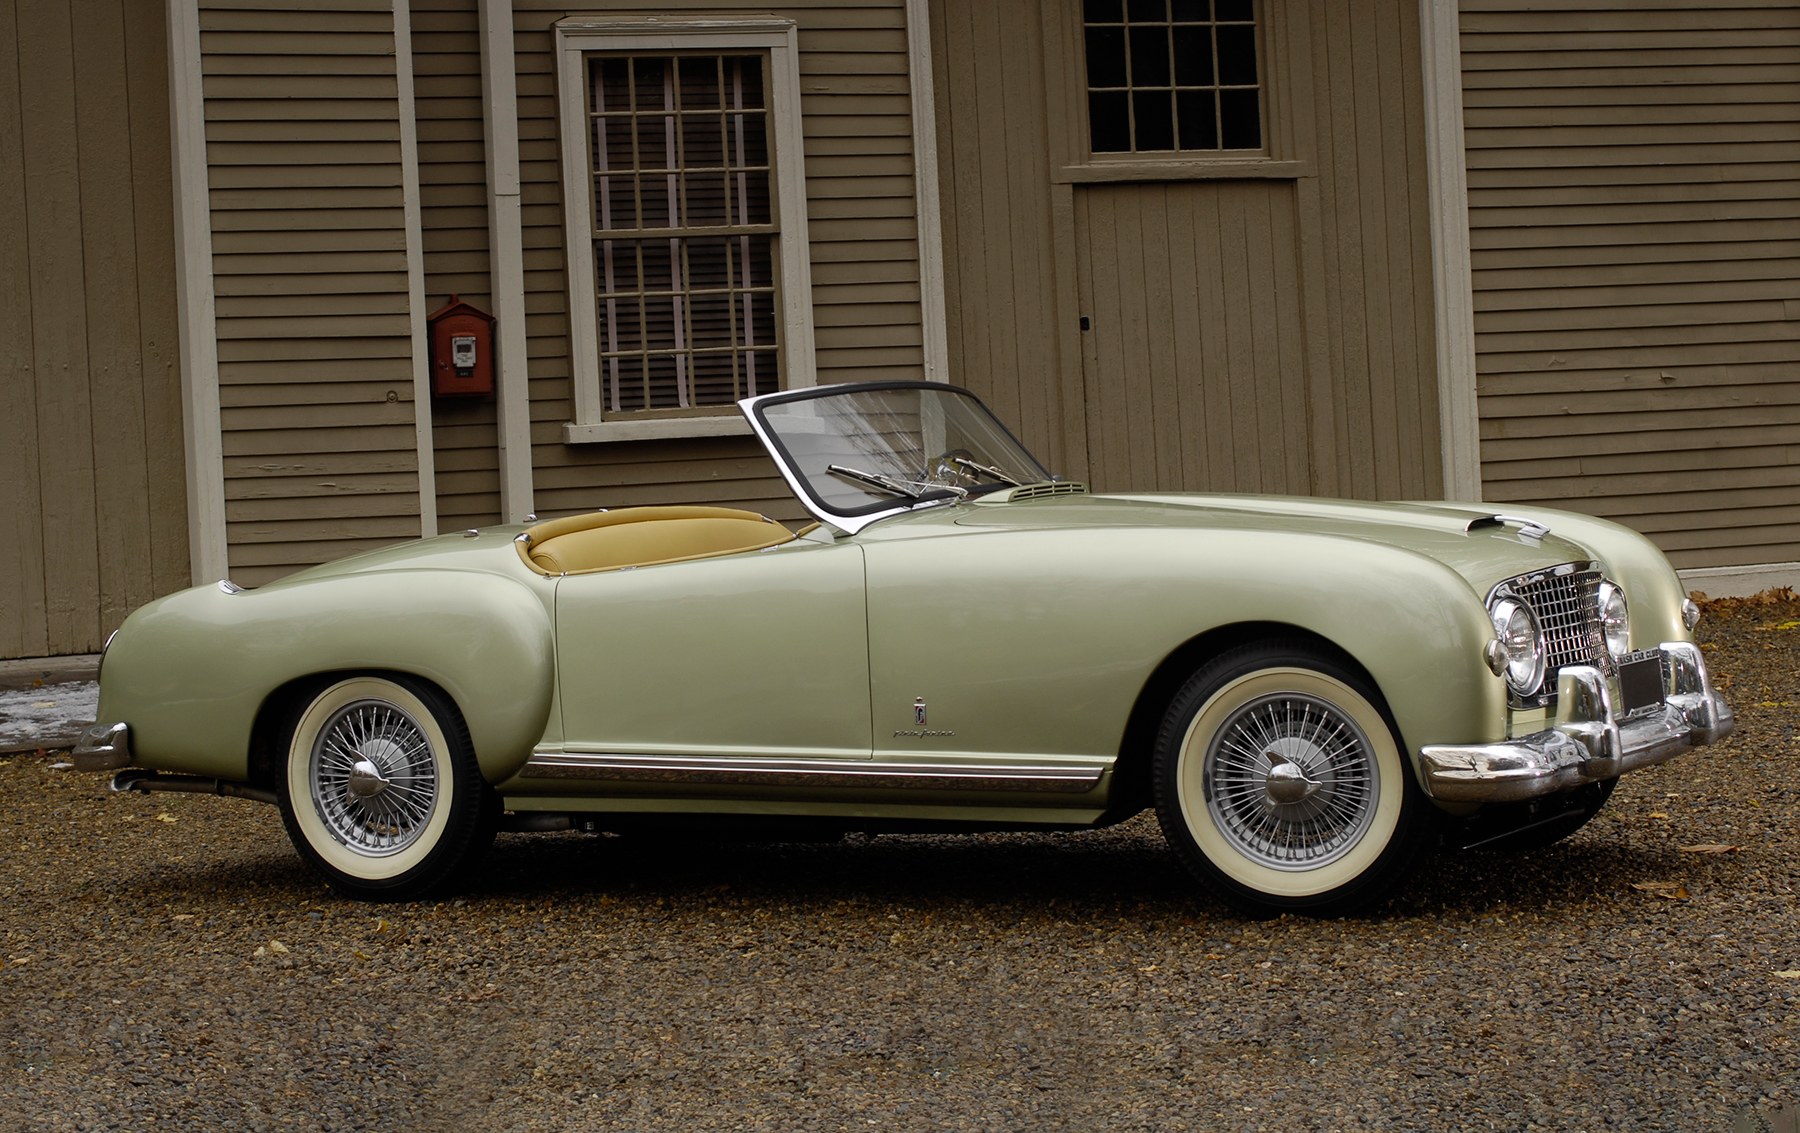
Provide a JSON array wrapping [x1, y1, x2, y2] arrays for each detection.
[[552, 536, 871, 761]]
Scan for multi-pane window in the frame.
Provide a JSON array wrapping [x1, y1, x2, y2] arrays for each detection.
[[585, 53, 779, 414], [1082, 0, 1262, 154]]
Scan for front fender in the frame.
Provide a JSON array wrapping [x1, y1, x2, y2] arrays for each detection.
[[99, 570, 555, 783]]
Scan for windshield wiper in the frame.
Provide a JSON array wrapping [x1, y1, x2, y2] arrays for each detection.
[[950, 456, 1021, 487], [828, 464, 963, 501]]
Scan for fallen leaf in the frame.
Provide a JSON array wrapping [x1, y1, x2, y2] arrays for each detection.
[[1679, 843, 1742, 855], [1631, 881, 1690, 900], [155, 813, 177, 823], [1775, 971, 1800, 980], [267, 940, 290, 955], [1758, 619, 1800, 631], [1647, 812, 1669, 820]]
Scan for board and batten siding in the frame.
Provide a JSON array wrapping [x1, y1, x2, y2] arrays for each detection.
[[201, 0, 427, 587], [1464, 0, 1800, 570], [507, 1, 926, 525], [2, 0, 188, 660], [930, 0, 1442, 501]]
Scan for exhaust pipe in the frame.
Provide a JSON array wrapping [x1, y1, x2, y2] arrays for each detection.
[[110, 768, 278, 806]]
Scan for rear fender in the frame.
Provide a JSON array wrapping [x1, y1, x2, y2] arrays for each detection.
[[99, 570, 554, 783]]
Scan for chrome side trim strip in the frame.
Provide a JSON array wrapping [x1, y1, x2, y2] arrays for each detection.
[[519, 753, 1106, 794]]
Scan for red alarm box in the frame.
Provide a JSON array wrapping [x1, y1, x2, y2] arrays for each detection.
[[427, 296, 496, 398]]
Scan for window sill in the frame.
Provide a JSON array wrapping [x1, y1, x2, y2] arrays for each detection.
[[564, 415, 753, 444], [1055, 158, 1310, 184]]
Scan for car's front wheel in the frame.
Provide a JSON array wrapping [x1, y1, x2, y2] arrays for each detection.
[[1153, 642, 1437, 917], [277, 675, 495, 900]]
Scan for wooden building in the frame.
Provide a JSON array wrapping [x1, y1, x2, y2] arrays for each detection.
[[5, 0, 1798, 660]]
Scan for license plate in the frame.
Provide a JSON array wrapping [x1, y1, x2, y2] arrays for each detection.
[[1618, 651, 1665, 714]]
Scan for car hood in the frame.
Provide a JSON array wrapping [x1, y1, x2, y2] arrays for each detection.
[[941, 491, 1592, 593]]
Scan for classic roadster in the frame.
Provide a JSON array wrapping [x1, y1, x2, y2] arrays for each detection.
[[77, 381, 1734, 915]]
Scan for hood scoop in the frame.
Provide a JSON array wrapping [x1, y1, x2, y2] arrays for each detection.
[[1008, 482, 1088, 502], [1466, 513, 1552, 541]]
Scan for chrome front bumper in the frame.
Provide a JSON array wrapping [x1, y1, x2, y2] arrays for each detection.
[[72, 721, 132, 772], [1420, 641, 1734, 803]]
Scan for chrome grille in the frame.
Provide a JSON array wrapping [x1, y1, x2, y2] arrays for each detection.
[[1497, 564, 1609, 688]]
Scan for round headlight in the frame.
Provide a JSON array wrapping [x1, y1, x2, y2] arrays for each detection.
[[1490, 598, 1546, 696], [1598, 580, 1629, 658]]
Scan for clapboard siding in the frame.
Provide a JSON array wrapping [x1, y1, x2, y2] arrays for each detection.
[[412, 0, 500, 532], [1, 0, 188, 659], [509, 1, 923, 524], [202, 1, 424, 586], [1464, 1, 1800, 569]]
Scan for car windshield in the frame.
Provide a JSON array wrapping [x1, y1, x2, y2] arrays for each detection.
[[742, 382, 1054, 533]]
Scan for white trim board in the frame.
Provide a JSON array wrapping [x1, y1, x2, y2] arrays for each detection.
[[1418, 0, 1481, 502], [479, 0, 536, 521], [166, 0, 227, 585], [394, 0, 438, 539], [905, 0, 949, 382]]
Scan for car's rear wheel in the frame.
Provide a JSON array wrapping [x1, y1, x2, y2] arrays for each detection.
[[1153, 642, 1437, 917], [277, 676, 495, 900]]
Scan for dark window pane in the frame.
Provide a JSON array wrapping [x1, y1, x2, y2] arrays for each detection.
[[1132, 89, 1174, 150], [1220, 88, 1261, 148], [646, 353, 680, 409], [636, 113, 674, 171], [740, 169, 771, 226], [1215, 0, 1254, 20], [728, 56, 764, 109], [591, 58, 630, 113], [1088, 90, 1131, 151], [1129, 26, 1171, 86], [1084, 0, 1122, 22], [677, 56, 720, 109], [1084, 26, 1128, 87], [1172, 26, 1214, 85], [682, 112, 723, 169], [729, 111, 768, 167], [602, 170, 636, 230], [1176, 90, 1218, 149], [682, 170, 728, 227], [633, 57, 668, 108], [1171, 0, 1209, 21], [687, 237, 731, 292], [1217, 24, 1257, 85], [637, 173, 672, 228], [1127, 0, 1166, 21], [611, 353, 646, 412]]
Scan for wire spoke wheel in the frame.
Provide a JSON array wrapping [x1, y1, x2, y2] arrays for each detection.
[[1204, 692, 1379, 872], [1153, 642, 1436, 917], [311, 699, 442, 857], [278, 676, 495, 900]]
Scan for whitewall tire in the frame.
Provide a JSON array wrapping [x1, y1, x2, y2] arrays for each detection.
[[277, 676, 494, 900], [1153, 642, 1437, 917]]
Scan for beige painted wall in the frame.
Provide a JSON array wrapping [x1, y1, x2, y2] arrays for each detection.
[[930, 0, 1443, 501], [1, 0, 189, 660]]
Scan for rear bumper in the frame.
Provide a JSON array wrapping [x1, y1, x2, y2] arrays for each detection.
[[72, 721, 132, 772], [1420, 640, 1734, 804]]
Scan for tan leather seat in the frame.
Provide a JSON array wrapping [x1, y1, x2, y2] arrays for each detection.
[[518, 506, 795, 575]]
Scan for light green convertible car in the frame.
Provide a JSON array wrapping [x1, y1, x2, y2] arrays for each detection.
[[77, 381, 1734, 916]]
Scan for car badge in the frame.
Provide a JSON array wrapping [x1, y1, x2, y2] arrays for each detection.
[[913, 697, 927, 726]]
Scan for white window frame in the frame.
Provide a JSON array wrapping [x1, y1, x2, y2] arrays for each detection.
[[555, 17, 818, 443]]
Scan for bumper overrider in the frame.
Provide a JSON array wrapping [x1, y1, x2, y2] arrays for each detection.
[[1421, 640, 1734, 803]]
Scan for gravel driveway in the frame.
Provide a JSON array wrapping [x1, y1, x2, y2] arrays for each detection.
[[2, 599, 1797, 1132]]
